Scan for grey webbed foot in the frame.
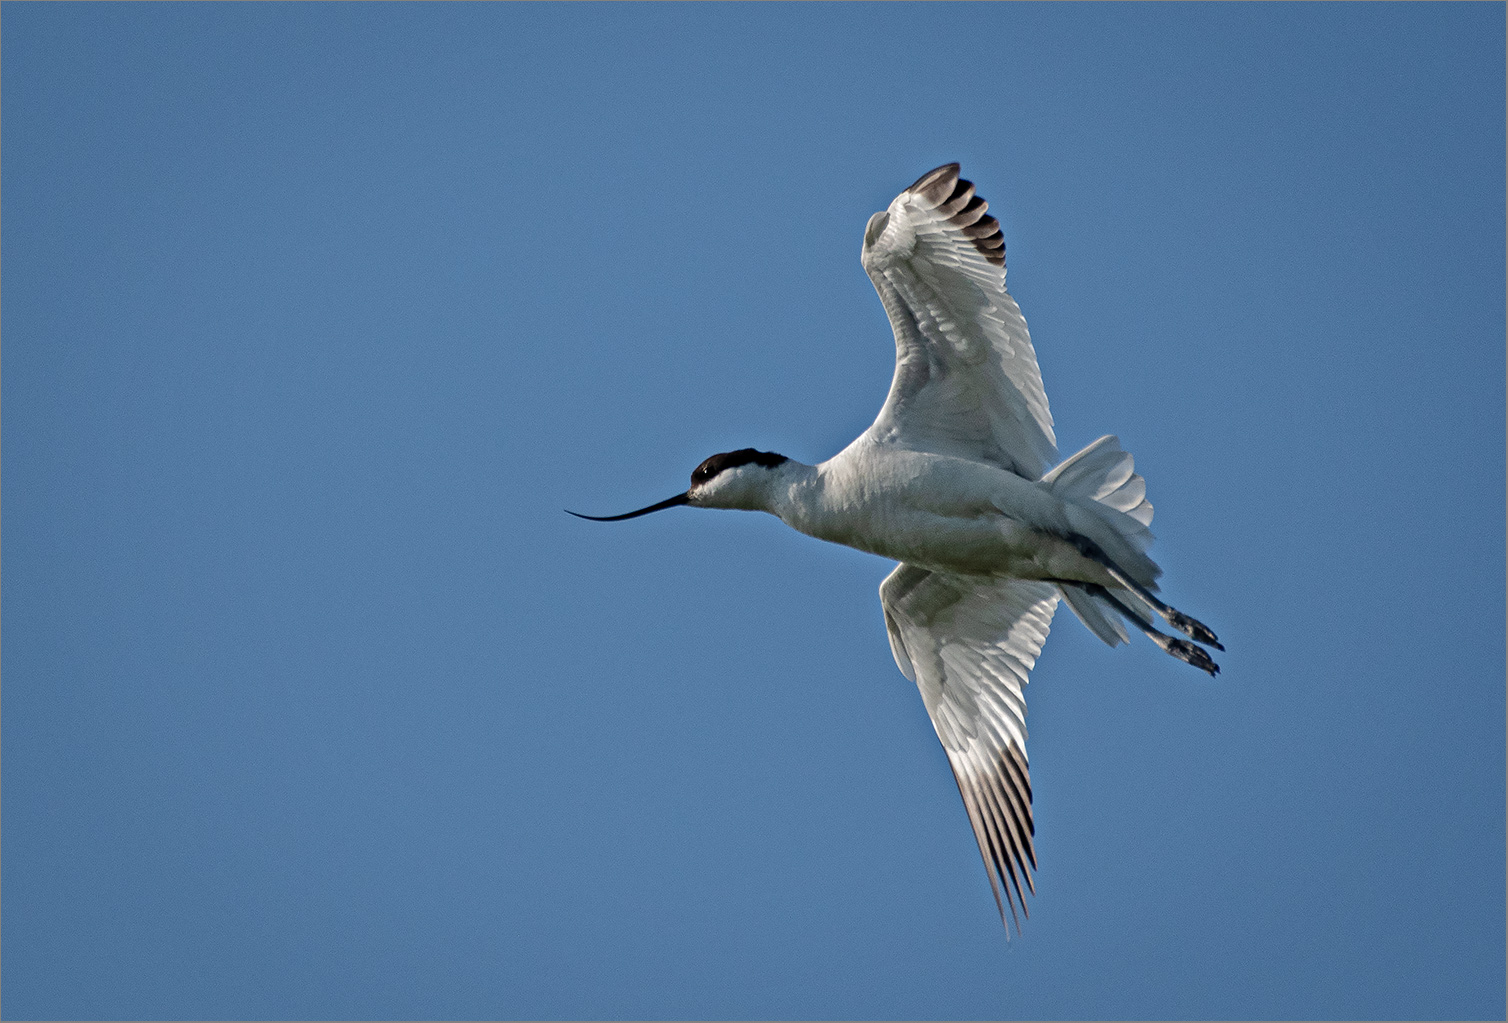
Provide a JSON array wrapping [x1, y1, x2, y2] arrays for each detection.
[[1165, 638, 1220, 676], [1167, 610, 1223, 651]]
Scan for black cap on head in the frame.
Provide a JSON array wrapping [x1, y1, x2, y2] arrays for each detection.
[[691, 448, 788, 486]]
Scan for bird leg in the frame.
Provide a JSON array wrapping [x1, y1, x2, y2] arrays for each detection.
[[1067, 534, 1223, 651], [1073, 583, 1221, 676]]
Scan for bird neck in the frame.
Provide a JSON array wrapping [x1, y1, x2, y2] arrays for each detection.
[[761, 459, 826, 528]]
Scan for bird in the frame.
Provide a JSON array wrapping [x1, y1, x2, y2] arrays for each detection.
[[568, 163, 1222, 936]]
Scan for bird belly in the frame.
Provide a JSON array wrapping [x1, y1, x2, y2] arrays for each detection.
[[808, 506, 1106, 583]]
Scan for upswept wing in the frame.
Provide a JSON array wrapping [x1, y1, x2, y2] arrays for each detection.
[[880, 564, 1059, 935], [862, 164, 1057, 480]]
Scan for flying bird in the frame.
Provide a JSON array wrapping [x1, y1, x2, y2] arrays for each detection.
[[570, 163, 1222, 935]]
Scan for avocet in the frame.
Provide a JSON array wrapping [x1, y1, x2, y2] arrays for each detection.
[[570, 164, 1222, 935]]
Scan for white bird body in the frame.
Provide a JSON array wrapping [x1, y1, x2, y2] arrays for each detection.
[[710, 445, 1115, 586], [571, 164, 1221, 935]]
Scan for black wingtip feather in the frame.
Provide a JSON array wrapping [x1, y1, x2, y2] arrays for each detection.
[[907, 163, 962, 208], [901, 164, 1010, 268]]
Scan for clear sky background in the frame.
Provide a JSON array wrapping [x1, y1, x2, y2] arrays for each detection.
[[5, 4, 1504, 1020]]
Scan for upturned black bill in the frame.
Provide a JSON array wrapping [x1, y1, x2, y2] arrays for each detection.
[[565, 492, 691, 521]]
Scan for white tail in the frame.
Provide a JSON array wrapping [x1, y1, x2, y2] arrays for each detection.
[[1040, 436, 1160, 647]]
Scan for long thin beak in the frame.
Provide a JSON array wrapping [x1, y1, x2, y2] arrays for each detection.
[[565, 492, 691, 521]]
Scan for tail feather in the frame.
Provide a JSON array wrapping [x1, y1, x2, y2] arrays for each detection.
[[1042, 437, 1222, 660], [1042, 436, 1159, 590], [1040, 434, 1153, 527]]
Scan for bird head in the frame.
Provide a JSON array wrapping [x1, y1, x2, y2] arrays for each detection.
[[687, 448, 790, 511]]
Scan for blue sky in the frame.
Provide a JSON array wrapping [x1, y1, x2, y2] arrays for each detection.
[[4, 4, 1503, 1019]]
